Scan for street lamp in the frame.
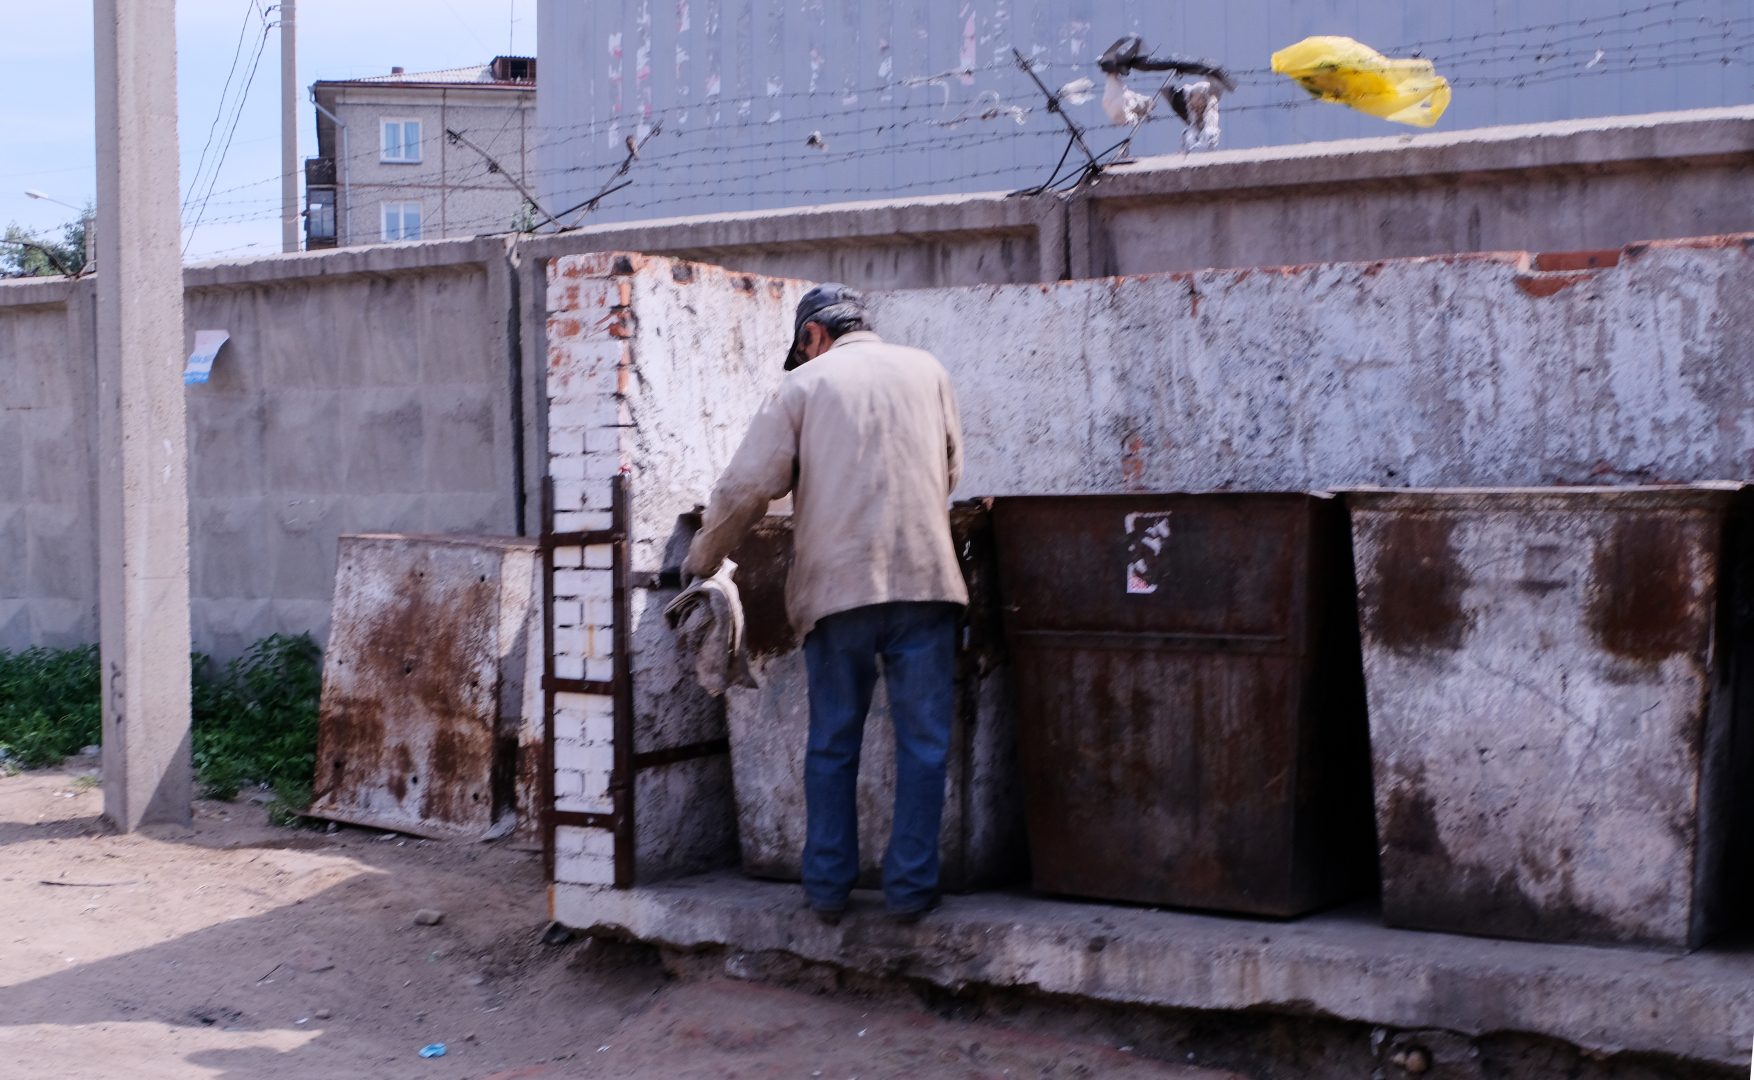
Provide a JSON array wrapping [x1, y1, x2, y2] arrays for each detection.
[[25, 189, 94, 271], [25, 189, 84, 213]]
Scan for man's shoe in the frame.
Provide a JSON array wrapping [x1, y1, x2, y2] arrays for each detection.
[[886, 895, 941, 925], [812, 905, 846, 926]]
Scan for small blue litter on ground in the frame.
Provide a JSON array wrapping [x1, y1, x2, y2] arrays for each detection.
[[419, 1043, 447, 1058]]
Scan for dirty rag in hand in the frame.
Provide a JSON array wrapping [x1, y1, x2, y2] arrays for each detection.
[[664, 559, 759, 694]]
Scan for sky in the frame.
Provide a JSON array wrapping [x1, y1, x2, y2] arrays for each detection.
[[0, 0, 536, 263]]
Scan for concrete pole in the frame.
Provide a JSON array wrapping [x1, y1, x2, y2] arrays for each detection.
[[94, 0, 193, 830], [281, 0, 299, 253]]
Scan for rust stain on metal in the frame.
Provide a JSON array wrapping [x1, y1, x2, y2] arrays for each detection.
[[1588, 512, 1708, 663], [1531, 249, 1621, 272], [992, 493, 1374, 917], [1514, 272, 1593, 298], [729, 518, 799, 658], [311, 535, 538, 842], [1360, 513, 1472, 653]]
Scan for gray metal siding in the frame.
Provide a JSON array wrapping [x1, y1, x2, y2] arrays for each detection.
[[536, 0, 1754, 225]]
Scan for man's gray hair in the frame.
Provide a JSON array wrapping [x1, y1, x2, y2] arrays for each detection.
[[809, 300, 871, 339]]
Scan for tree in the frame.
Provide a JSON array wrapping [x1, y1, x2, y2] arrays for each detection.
[[2, 213, 88, 278]]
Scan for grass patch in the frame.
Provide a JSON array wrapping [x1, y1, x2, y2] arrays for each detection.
[[191, 633, 323, 818], [0, 645, 101, 771], [0, 634, 324, 822]]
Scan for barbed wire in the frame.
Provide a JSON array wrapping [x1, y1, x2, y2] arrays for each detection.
[[172, 4, 1754, 250]]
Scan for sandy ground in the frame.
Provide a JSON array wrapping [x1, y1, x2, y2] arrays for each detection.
[[0, 757, 1234, 1080]]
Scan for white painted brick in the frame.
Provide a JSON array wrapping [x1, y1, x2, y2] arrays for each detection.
[[547, 427, 586, 457], [554, 849, 615, 885], [583, 543, 614, 569], [579, 767, 611, 803], [553, 710, 584, 745], [548, 337, 623, 371], [553, 568, 612, 601], [583, 597, 613, 626], [551, 480, 586, 510], [547, 368, 610, 405], [552, 600, 583, 627], [580, 478, 615, 510], [586, 658, 614, 683], [552, 545, 583, 569], [554, 655, 584, 680], [579, 824, 617, 858], [553, 627, 586, 658], [583, 692, 615, 724], [547, 399, 616, 430], [583, 451, 624, 482], [580, 743, 616, 775], [554, 690, 598, 715], [553, 739, 593, 772], [552, 768, 582, 797], [584, 427, 627, 454], [548, 455, 585, 481], [554, 510, 613, 533], [583, 712, 614, 747], [585, 625, 613, 661], [555, 776, 611, 815]]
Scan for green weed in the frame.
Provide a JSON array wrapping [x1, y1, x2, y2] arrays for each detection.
[[0, 634, 324, 823], [191, 633, 323, 811], [0, 645, 101, 770]]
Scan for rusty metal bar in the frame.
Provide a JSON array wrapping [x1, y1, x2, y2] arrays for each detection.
[[540, 476, 557, 882], [550, 809, 616, 830], [609, 473, 637, 887], [543, 529, 622, 548], [632, 737, 730, 771], [542, 675, 615, 696]]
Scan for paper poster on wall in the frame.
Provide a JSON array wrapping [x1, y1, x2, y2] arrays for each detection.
[[184, 330, 230, 384]]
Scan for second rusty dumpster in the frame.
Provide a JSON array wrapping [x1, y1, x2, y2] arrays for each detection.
[[1347, 485, 1753, 949], [991, 493, 1375, 916]]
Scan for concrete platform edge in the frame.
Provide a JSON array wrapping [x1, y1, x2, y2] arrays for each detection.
[[552, 871, 1754, 1067]]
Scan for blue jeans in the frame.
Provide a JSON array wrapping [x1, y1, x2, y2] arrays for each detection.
[[801, 600, 959, 913]]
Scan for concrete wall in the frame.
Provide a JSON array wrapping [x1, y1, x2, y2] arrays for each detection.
[[0, 277, 97, 649], [867, 236, 1754, 495], [536, 0, 1754, 227], [0, 238, 538, 660], [1076, 106, 1754, 278], [7, 109, 1754, 662], [536, 106, 1754, 289]]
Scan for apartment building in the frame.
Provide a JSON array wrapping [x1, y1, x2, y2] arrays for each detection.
[[306, 56, 537, 249]]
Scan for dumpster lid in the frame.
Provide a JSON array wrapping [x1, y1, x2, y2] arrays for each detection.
[[1339, 483, 1746, 511]]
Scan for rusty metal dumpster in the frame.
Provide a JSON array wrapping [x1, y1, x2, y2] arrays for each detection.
[[1347, 485, 1753, 949], [308, 534, 543, 843], [991, 493, 1375, 916], [721, 501, 1027, 892]]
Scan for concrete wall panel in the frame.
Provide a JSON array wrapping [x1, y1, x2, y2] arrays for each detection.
[[0, 281, 96, 651], [867, 238, 1754, 498]]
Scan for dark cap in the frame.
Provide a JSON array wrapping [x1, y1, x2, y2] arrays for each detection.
[[784, 282, 865, 371]]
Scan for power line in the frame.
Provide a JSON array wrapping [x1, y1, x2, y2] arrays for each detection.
[[184, 3, 277, 254]]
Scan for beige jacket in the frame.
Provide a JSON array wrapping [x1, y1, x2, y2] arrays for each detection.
[[683, 331, 968, 636]]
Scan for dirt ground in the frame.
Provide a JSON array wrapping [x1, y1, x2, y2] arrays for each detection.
[[0, 756, 1235, 1080]]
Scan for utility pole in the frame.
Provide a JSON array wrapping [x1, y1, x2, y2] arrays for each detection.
[[94, 0, 193, 829], [281, 0, 298, 252]]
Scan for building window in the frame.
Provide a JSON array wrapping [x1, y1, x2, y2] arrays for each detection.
[[381, 118, 422, 162], [305, 187, 336, 247], [382, 202, 422, 242]]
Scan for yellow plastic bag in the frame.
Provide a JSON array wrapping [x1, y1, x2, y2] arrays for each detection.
[[1270, 36, 1450, 127]]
